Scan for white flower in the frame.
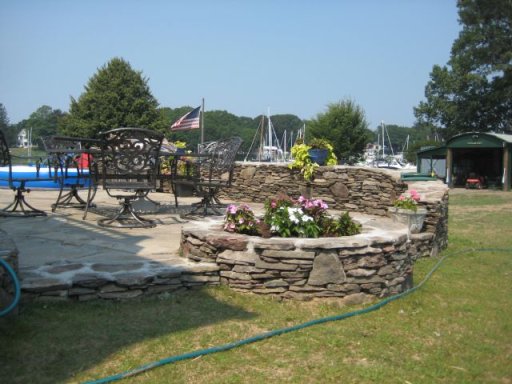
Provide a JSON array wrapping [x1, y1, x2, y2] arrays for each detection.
[[287, 207, 302, 224], [302, 214, 313, 222]]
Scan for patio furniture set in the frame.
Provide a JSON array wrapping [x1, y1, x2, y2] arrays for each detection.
[[0, 128, 242, 228]]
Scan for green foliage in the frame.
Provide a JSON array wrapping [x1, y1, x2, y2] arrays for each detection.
[[319, 212, 362, 237], [0, 103, 17, 146], [308, 99, 371, 163], [415, 0, 512, 136], [63, 57, 163, 138], [13, 105, 65, 147], [289, 143, 318, 181], [289, 138, 337, 181]]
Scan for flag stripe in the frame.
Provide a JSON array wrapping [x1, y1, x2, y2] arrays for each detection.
[[170, 106, 201, 131]]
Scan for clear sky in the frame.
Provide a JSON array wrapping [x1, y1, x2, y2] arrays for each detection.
[[0, 0, 461, 129]]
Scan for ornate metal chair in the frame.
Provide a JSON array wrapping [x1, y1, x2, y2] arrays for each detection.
[[0, 130, 55, 217], [173, 136, 242, 216], [98, 128, 164, 228], [41, 136, 99, 215]]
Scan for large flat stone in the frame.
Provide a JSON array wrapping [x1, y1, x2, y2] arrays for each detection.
[[307, 251, 346, 286]]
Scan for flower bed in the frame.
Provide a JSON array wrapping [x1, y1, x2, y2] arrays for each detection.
[[224, 195, 361, 239]]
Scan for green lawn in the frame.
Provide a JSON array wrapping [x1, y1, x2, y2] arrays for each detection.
[[1, 190, 511, 383]]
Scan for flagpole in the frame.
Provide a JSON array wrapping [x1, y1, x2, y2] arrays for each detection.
[[200, 98, 205, 145]]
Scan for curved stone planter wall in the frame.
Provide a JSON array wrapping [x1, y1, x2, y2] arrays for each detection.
[[181, 214, 415, 301], [220, 163, 449, 257]]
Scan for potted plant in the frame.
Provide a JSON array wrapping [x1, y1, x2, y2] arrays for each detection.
[[388, 189, 427, 234], [288, 138, 337, 182], [308, 138, 335, 166]]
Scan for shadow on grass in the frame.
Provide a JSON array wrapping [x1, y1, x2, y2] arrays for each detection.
[[0, 288, 255, 384]]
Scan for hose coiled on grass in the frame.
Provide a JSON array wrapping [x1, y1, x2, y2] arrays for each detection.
[[77, 247, 511, 383], [0, 258, 21, 317]]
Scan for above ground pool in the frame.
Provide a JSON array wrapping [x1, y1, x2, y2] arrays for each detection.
[[0, 165, 91, 189]]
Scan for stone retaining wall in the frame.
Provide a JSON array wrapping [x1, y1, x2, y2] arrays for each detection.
[[180, 214, 415, 301], [19, 260, 220, 302], [220, 163, 407, 216]]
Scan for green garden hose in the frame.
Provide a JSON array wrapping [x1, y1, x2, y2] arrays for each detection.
[[0, 258, 21, 317], [77, 247, 511, 383]]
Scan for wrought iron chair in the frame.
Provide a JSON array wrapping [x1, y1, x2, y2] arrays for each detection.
[[173, 136, 242, 216], [41, 136, 99, 215], [0, 130, 55, 217], [98, 128, 164, 228]]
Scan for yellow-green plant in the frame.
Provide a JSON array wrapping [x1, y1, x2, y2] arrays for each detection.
[[288, 139, 337, 181], [289, 143, 318, 181]]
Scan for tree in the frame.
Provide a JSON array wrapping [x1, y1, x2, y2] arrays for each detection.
[[0, 103, 17, 146], [63, 57, 163, 137], [415, 0, 512, 137], [307, 99, 371, 163]]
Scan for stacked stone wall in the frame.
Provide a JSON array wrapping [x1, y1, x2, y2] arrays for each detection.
[[19, 261, 220, 302], [181, 217, 415, 301], [220, 163, 407, 216]]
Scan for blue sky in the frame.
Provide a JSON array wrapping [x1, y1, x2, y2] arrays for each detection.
[[0, 0, 460, 129]]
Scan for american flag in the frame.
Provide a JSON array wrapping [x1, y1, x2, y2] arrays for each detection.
[[170, 106, 201, 131]]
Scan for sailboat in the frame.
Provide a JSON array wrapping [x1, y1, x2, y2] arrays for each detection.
[[244, 110, 286, 163]]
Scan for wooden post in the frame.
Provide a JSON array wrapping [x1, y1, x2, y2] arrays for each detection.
[[446, 148, 453, 187], [503, 145, 510, 191]]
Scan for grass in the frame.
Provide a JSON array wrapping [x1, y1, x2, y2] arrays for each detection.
[[1, 190, 511, 383], [8, 147, 47, 165]]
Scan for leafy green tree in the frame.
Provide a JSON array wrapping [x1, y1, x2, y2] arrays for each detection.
[[0, 103, 17, 146], [13, 105, 65, 148], [415, 0, 512, 137], [63, 57, 163, 138], [307, 99, 371, 163]]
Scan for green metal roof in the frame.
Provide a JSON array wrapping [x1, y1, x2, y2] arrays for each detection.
[[446, 131, 512, 148], [417, 145, 446, 158]]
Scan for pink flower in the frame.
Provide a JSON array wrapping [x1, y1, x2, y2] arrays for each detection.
[[227, 204, 237, 214], [271, 201, 277, 208]]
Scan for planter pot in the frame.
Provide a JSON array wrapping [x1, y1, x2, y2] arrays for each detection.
[[308, 149, 328, 165], [388, 207, 427, 234], [174, 183, 196, 197]]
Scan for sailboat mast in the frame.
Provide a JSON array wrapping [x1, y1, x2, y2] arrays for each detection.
[[381, 121, 385, 158], [283, 130, 287, 161], [259, 115, 264, 161], [267, 108, 272, 152]]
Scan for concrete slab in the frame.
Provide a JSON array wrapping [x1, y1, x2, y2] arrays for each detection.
[[0, 187, 228, 269]]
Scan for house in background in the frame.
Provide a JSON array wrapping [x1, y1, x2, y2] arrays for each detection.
[[17, 128, 30, 148]]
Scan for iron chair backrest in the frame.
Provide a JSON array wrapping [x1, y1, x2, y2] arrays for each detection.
[[200, 136, 243, 184], [100, 128, 164, 189]]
